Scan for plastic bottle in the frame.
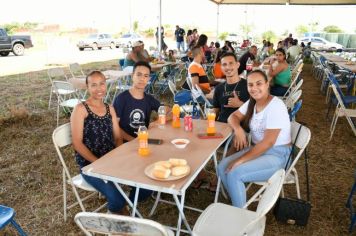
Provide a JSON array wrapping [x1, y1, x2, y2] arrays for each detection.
[[158, 104, 166, 129], [172, 104, 181, 128], [138, 126, 149, 156], [206, 107, 216, 135], [192, 102, 200, 119], [246, 57, 253, 71]]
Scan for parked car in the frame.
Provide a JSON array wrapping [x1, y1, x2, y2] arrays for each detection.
[[116, 33, 143, 48], [300, 37, 344, 50], [77, 33, 117, 51], [0, 28, 33, 56]]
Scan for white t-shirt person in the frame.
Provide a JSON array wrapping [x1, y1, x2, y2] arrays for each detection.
[[238, 96, 291, 145]]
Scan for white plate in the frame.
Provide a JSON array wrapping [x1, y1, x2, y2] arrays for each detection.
[[144, 162, 190, 181]]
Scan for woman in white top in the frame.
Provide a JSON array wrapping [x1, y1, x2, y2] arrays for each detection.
[[217, 69, 291, 208]]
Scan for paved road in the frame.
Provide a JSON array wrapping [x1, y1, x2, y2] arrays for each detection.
[[0, 44, 124, 76]]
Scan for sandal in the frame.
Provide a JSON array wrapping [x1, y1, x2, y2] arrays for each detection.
[[208, 181, 217, 192], [191, 178, 208, 189]]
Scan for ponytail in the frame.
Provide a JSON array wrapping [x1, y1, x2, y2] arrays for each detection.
[[242, 98, 255, 132]]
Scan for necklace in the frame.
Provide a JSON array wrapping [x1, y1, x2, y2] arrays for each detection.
[[223, 80, 240, 97]]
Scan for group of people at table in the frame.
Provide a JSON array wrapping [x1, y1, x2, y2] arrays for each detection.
[[71, 34, 296, 216]]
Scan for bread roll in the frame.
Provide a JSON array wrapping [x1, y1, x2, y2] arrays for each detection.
[[155, 161, 172, 169], [153, 168, 171, 179], [171, 165, 189, 177], [169, 158, 187, 166]]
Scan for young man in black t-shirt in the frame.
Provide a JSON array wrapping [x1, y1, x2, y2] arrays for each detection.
[[213, 52, 249, 123]]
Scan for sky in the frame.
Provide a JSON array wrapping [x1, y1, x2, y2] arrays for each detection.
[[1, 0, 355, 36]]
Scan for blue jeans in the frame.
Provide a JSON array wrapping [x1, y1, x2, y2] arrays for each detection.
[[81, 172, 152, 213], [177, 41, 185, 51], [217, 145, 291, 208]]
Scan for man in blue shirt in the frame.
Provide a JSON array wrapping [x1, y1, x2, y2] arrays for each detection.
[[113, 61, 161, 142], [175, 25, 185, 52]]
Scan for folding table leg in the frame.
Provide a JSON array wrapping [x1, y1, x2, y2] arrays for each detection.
[[149, 191, 161, 217], [132, 186, 140, 217], [172, 194, 192, 236], [113, 182, 143, 218]]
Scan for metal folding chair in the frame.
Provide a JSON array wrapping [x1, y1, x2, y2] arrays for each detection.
[[0, 205, 27, 236], [52, 123, 106, 221]]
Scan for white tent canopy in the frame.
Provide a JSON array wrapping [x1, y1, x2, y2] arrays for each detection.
[[209, 0, 356, 5]]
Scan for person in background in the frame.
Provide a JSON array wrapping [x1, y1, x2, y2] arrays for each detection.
[[71, 71, 126, 215], [175, 25, 185, 52], [196, 34, 210, 63], [209, 41, 216, 53], [303, 42, 312, 59], [222, 41, 234, 53], [238, 45, 258, 75], [183, 46, 212, 98], [123, 41, 148, 68], [155, 27, 167, 54], [287, 39, 301, 63], [213, 50, 225, 80], [284, 33, 293, 48], [212, 42, 221, 62], [241, 40, 249, 48], [167, 49, 176, 62], [191, 29, 199, 43], [138, 40, 151, 61], [268, 42, 275, 56], [269, 48, 291, 96], [218, 69, 291, 208], [186, 29, 193, 51]]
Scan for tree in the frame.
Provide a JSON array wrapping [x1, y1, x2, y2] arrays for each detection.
[[133, 21, 139, 32], [295, 25, 309, 36], [240, 24, 253, 38], [218, 32, 228, 41], [261, 30, 276, 43], [3, 22, 21, 34], [143, 28, 154, 37], [323, 25, 343, 33], [308, 21, 319, 32]]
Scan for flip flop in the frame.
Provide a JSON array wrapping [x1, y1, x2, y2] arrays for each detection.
[[191, 179, 208, 189]]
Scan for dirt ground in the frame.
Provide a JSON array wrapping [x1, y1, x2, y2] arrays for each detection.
[[0, 62, 355, 235]]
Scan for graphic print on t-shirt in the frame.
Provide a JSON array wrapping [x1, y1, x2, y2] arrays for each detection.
[[250, 116, 265, 136], [129, 108, 146, 129]]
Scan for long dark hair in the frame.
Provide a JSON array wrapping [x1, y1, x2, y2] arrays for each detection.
[[276, 47, 287, 60], [196, 34, 208, 47], [242, 69, 269, 131]]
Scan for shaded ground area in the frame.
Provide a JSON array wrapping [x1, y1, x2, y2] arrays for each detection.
[[0, 62, 355, 235]]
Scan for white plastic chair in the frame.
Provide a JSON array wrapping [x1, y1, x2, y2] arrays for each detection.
[[246, 122, 311, 201], [329, 84, 356, 140], [53, 123, 106, 221], [193, 169, 285, 236], [48, 68, 74, 109], [52, 81, 82, 126], [75, 212, 174, 236]]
